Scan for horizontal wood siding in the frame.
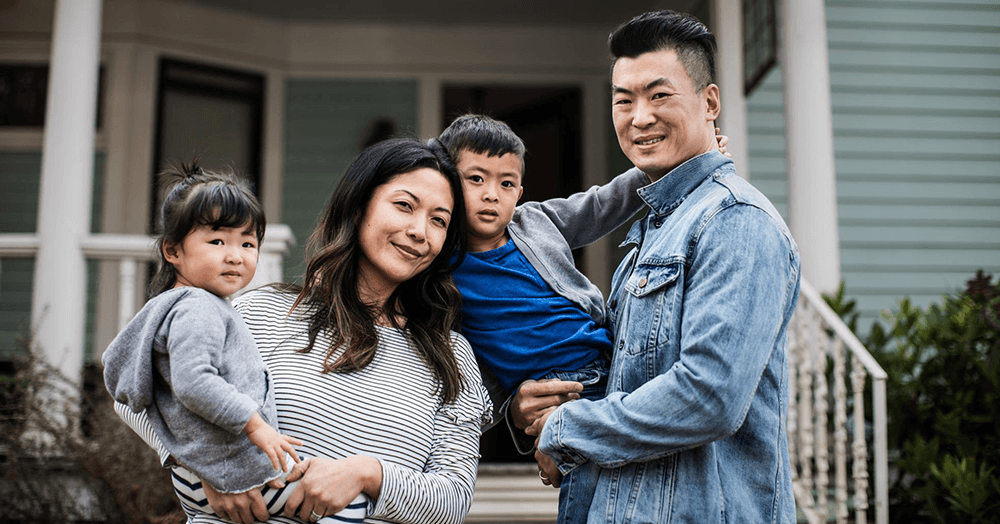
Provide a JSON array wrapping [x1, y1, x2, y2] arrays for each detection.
[[0, 152, 105, 360], [747, 0, 1000, 332], [281, 79, 418, 281]]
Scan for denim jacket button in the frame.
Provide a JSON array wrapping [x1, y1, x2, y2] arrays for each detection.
[[638, 277, 648, 288], [654, 219, 663, 228]]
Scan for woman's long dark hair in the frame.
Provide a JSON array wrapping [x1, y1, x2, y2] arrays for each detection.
[[149, 162, 265, 297], [290, 138, 468, 403]]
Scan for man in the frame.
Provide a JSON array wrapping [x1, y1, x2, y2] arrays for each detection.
[[521, 10, 800, 523]]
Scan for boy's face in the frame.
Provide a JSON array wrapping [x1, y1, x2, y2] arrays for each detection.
[[456, 149, 523, 252]]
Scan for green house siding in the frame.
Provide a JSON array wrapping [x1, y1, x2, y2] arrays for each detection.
[[281, 78, 419, 282], [747, 0, 1000, 332], [0, 152, 105, 360]]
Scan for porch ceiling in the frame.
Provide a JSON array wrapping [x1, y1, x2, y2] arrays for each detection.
[[174, 0, 700, 26]]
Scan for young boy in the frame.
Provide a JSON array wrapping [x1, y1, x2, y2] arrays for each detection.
[[438, 114, 650, 524]]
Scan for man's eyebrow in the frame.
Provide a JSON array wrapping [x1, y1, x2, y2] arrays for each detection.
[[612, 77, 672, 95], [646, 77, 671, 90]]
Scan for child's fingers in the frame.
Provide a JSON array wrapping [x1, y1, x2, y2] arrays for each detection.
[[284, 444, 301, 464], [268, 448, 282, 471]]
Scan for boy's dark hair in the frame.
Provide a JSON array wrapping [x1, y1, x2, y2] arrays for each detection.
[[438, 114, 527, 175], [150, 162, 265, 296], [608, 10, 717, 92]]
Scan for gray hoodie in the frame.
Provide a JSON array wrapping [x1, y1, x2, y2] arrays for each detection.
[[102, 286, 281, 493]]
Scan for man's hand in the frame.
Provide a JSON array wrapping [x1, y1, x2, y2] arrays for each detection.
[[203, 481, 268, 524], [525, 407, 554, 438], [511, 379, 582, 430], [535, 446, 563, 488], [245, 411, 303, 472]]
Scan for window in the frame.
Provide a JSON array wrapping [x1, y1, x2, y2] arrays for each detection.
[[743, 0, 777, 95], [0, 63, 104, 128], [151, 58, 264, 228]]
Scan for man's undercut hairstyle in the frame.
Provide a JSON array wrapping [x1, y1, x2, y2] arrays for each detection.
[[608, 10, 717, 93], [438, 114, 527, 175]]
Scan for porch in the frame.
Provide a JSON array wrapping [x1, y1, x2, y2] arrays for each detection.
[[0, 231, 888, 523]]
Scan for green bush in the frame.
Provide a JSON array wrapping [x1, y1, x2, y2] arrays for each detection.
[[825, 270, 1000, 523]]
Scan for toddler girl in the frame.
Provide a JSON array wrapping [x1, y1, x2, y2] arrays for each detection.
[[103, 163, 366, 522]]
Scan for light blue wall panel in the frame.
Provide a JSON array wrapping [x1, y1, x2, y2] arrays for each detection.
[[747, 0, 1000, 333], [0, 152, 105, 360], [281, 79, 418, 282]]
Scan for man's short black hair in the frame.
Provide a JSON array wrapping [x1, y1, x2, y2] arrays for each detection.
[[608, 10, 717, 92]]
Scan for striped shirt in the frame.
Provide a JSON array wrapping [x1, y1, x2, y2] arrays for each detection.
[[118, 288, 492, 524]]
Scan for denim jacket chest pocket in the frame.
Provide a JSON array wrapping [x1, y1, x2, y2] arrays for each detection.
[[611, 258, 685, 391]]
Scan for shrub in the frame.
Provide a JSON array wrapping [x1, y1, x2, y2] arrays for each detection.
[[0, 344, 183, 523], [826, 270, 1000, 523]]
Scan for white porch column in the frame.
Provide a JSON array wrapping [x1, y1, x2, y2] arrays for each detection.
[[711, 0, 751, 180], [779, 0, 841, 293], [31, 0, 104, 387]]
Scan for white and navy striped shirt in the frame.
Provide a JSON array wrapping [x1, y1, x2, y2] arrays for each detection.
[[119, 288, 492, 524]]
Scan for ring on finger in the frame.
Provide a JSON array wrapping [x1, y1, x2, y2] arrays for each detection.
[[538, 470, 550, 483], [310, 510, 322, 522]]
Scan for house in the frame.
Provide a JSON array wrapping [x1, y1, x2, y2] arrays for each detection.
[[1, 0, 996, 521]]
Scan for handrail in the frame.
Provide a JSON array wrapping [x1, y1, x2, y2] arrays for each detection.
[[792, 277, 888, 524], [798, 279, 887, 381]]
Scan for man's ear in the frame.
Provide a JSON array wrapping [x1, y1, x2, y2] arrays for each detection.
[[517, 185, 524, 203], [704, 83, 721, 121]]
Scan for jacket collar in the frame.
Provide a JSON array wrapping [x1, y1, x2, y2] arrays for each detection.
[[637, 150, 733, 217]]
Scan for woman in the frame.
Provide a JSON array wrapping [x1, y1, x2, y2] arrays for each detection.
[[117, 138, 492, 524]]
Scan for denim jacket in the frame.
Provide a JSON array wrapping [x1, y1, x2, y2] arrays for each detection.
[[538, 151, 800, 523]]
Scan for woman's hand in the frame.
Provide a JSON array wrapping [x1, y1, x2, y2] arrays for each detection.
[[202, 481, 268, 524], [283, 456, 382, 521]]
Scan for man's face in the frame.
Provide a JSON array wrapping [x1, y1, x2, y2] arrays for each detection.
[[612, 48, 720, 180]]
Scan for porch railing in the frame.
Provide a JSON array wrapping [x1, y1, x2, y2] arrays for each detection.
[[789, 279, 888, 524], [0, 225, 294, 334]]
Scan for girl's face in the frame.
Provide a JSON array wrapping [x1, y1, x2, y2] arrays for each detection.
[[356, 168, 454, 305], [164, 222, 259, 298]]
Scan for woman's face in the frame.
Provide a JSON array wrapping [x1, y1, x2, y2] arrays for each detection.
[[357, 167, 454, 304]]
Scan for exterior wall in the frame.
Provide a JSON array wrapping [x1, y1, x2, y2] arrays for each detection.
[[281, 79, 419, 280], [748, 0, 1000, 332], [0, 0, 623, 359], [0, 153, 105, 360]]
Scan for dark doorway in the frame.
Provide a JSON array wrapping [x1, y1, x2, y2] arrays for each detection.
[[151, 58, 265, 231], [444, 85, 583, 463]]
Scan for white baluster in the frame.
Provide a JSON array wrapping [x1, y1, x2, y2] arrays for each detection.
[[852, 355, 870, 523], [814, 323, 830, 517], [833, 338, 849, 524], [798, 302, 816, 513], [118, 257, 137, 332]]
